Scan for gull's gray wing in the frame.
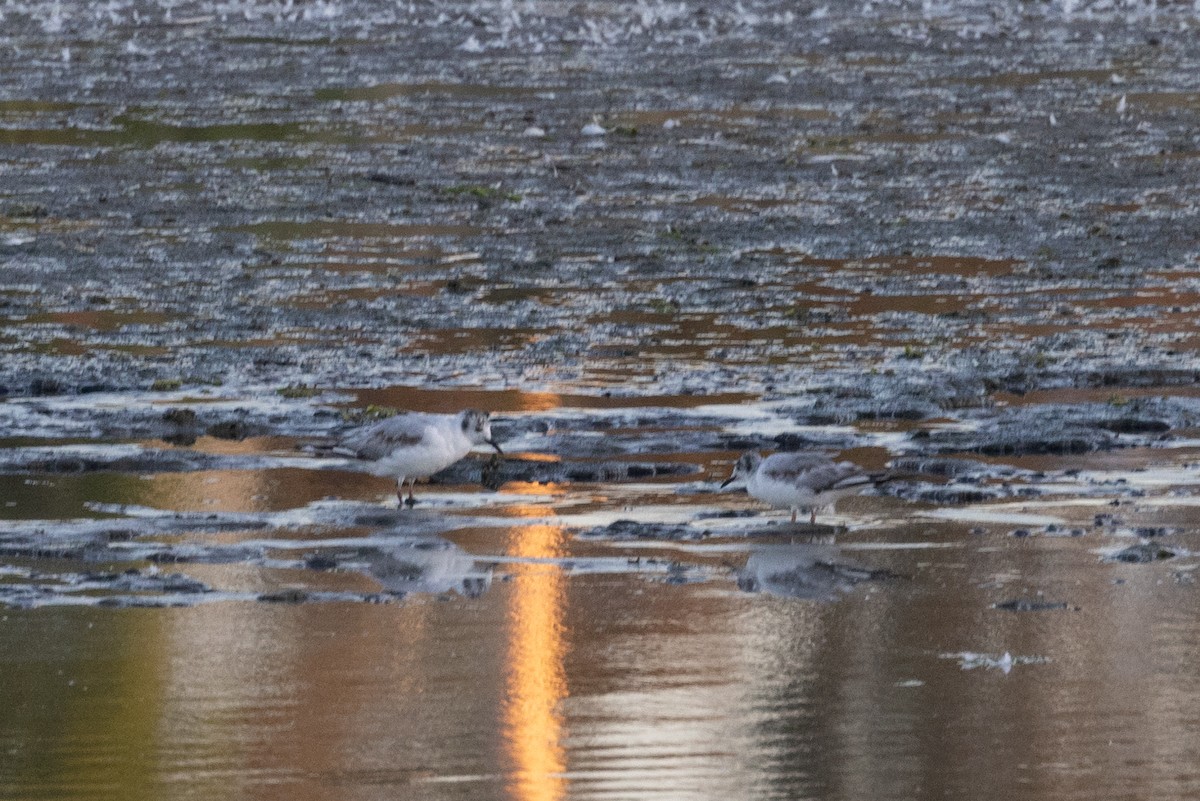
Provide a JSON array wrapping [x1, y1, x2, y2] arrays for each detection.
[[339, 414, 434, 461], [761, 453, 870, 493]]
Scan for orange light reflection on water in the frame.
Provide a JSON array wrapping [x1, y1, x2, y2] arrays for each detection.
[[502, 481, 568, 497], [508, 452, 562, 463], [503, 523, 568, 801]]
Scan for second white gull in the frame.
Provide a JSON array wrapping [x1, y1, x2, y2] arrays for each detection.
[[721, 451, 885, 525]]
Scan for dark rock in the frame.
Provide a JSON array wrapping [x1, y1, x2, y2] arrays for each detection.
[[978, 437, 1098, 456], [1100, 418, 1170, 434], [899, 485, 1005, 504], [90, 594, 188, 609], [3, 448, 214, 475], [7, 203, 47, 218], [889, 457, 995, 477], [855, 408, 927, 421], [994, 599, 1072, 611], [1107, 542, 1177, 563], [207, 420, 250, 440], [581, 519, 705, 541], [157, 574, 210, 593], [479, 453, 506, 490], [795, 413, 843, 426], [695, 509, 760, 519], [914, 405, 1173, 457], [366, 172, 416, 187], [722, 436, 770, 450], [431, 456, 700, 486], [162, 408, 198, 426], [352, 511, 409, 526], [258, 588, 310, 603], [29, 377, 64, 396], [773, 433, 824, 451], [304, 554, 338, 570]]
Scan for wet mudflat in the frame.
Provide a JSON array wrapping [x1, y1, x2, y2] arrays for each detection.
[[5, 0, 1200, 799]]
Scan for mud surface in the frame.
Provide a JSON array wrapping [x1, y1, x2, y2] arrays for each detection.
[[6, 2, 1200, 800], [1, 0, 1200, 402]]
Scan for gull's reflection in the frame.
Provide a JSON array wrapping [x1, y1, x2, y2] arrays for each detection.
[[366, 535, 493, 598], [738, 543, 897, 600]]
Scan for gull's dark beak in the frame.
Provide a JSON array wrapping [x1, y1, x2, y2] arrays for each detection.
[[487, 439, 503, 455], [720, 476, 735, 489]]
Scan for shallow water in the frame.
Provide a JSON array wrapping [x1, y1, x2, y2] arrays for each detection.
[[4, 521, 1200, 801], [4, 397, 1200, 800]]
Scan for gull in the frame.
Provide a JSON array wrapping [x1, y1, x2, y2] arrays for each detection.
[[338, 410, 502, 506], [721, 451, 885, 525]]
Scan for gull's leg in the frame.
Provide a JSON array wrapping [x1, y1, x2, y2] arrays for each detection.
[[405, 478, 417, 508], [396, 476, 405, 505], [810, 508, 817, 525], [791, 508, 797, 524]]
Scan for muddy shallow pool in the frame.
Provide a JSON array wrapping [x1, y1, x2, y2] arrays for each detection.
[[6, 543, 1200, 801], [3, 390, 1200, 800]]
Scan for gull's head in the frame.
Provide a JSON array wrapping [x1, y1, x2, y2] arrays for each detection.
[[720, 451, 762, 488], [461, 409, 503, 454]]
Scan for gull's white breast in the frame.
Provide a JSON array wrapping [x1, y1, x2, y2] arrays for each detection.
[[379, 431, 468, 478], [351, 415, 473, 479], [748, 472, 817, 509]]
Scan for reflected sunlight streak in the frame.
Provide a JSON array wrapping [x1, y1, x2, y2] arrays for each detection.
[[504, 524, 569, 801]]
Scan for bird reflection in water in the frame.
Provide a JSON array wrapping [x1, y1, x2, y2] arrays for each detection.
[[365, 535, 493, 598], [738, 543, 900, 600]]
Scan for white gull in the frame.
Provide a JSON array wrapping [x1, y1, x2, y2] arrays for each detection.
[[721, 451, 885, 524], [337, 410, 502, 505]]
